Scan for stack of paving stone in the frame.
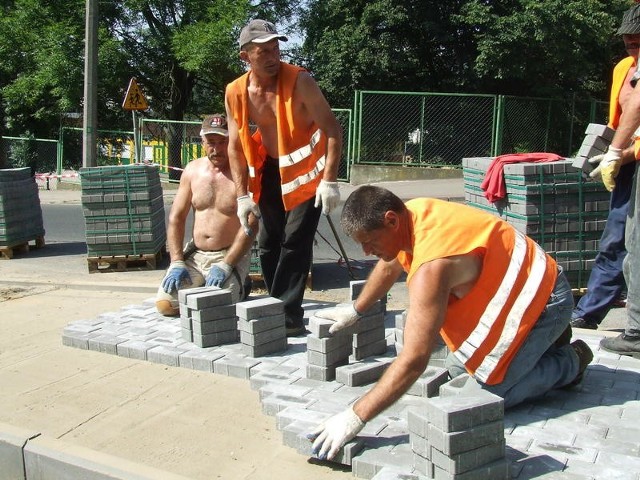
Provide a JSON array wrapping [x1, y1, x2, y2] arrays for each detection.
[[306, 281, 388, 382], [462, 156, 610, 289], [236, 296, 287, 357], [79, 164, 166, 258], [0, 167, 45, 250], [571, 123, 615, 174], [178, 287, 238, 347], [409, 387, 508, 479]]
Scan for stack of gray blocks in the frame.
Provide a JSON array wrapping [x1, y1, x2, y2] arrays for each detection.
[[236, 296, 288, 357], [394, 309, 451, 398], [409, 375, 509, 479], [306, 280, 388, 383], [0, 167, 45, 247], [79, 164, 166, 257], [571, 123, 615, 173], [179, 287, 238, 347], [462, 156, 609, 289]]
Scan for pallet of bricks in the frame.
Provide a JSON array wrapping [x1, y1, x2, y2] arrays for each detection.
[[79, 164, 166, 273], [0, 168, 45, 259], [462, 156, 610, 291]]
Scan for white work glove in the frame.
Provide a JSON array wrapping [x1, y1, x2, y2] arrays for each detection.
[[586, 153, 605, 181], [237, 195, 260, 236], [307, 406, 365, 460], [314, 180, 340, 215], [595, 147, 622, 192], [161, 261, 191, 293], [314, 302, 362, 334], [205, 262, 232, 287]]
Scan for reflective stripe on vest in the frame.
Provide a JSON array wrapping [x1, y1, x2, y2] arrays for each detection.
[[279, 129, 322, 167], [453, 231, 548, 382], [281, 154, 326, 196]]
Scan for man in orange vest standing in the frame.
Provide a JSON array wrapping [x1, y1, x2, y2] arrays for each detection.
[[592, 3, 640, 358], [225, 19, 343, 336], [307, 186, 593, 460], [571, 5, 640, 330]]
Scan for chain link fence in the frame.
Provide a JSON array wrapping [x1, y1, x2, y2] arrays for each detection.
[[2, 92, 609, 184], [353, 91, 608, 170]]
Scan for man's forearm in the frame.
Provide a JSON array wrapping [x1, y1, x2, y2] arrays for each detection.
[[354, 260, 402, 313], [166, 223, 186, 262], [322, 136, 342, 183]]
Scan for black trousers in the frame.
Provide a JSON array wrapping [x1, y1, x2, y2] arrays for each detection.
[[258, 160, 321, 328]]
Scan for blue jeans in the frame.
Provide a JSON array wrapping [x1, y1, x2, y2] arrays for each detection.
[[447, 269, 578, 408], [573, 161, 635, 324]]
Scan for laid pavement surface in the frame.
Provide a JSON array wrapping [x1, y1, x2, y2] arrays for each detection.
[[1, 178, 638, 479]]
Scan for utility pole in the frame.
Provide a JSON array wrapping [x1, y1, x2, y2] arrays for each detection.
[[83, 0, 98, 167]]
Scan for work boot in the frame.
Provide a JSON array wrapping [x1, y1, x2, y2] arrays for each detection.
[[564, 339, 593, 388], [156, 300, 179, 317], [286, 325, 308, 337], [600, 333, 640, 359], [554, 325, 572, 348], [570, 317, 598, 330]]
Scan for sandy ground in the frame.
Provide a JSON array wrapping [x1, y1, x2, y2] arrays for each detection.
[[0, 285, 354, 479]]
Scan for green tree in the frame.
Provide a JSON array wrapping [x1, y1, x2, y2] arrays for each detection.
[[455, 0, 630, 96], [299, 0, 628, 106]]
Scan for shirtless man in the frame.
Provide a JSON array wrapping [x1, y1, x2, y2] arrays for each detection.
[[225, 19, 342, 336], [307, 186, 594, 460], [155, 114, 257, 316]]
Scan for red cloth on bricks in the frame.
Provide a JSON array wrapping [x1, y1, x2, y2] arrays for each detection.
[[480, 152, 563, 203]]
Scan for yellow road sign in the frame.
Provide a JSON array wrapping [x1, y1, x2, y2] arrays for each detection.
[[122, 77, 149, 111]]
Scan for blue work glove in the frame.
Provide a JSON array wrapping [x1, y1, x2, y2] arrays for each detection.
[[206, 262, 233, 287], [161, 261, 191, 293]]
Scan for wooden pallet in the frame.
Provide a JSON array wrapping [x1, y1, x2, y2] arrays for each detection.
[[87, 250, 164, 273], [0, 236, 45, 260]]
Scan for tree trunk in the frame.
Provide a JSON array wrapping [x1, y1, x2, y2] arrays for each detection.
[[167, 61, 195, 182]]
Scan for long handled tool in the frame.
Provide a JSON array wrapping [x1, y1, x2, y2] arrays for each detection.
[[325, 214, 356, 280]]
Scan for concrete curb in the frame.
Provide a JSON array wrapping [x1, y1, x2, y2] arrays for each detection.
[[0, 422, 192, 480]]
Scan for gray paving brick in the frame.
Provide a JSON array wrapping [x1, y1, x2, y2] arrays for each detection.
[[191, 316, 238, 335], [275, 407, 331, 430], [116, 340, 150, 360], [236, 296, 284, 319], [427, 420, 504, 456], [528, 438, 598, 464], [353, 327, 386, 348], [241, 337, 288, 357], [62, 332, 98, 350], [307, 344, 351, 367], [240, 325, 286, 346], [306, 363, 339, 381], [308, 316, 335, 338], [427, 393, 504, 433], [262, 393, 316, 416], [351, 338, 388, 361], [249, 369, 298, 390], [212, 356, 261, 379], [564, 459, 638, 480], [430, 439, 505, 474], [371, 466, 423, 480], [335, 358, 392, 386], [192, 329, 238, 348], [191, 304, 236, 322], [438, 374, 484, 397], [87, 334, 125, 355], [178, 349, 225, 372], [185, 289, 233, 310], [177, 286, 216, 304], [407, 366, 449, 398], [307, 334, 352, 353], [147, 345, 189, 367], [237, 313, 285, 334], [407, 409, 429, 438], [180, 328, 192, 342], [410, 432, 430, 459], [431, 457, 509, 480]]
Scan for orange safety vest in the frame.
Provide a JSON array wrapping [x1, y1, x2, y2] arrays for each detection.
[[225, 62, 327, 211], [610, 56, 635, 129], [396, 199, 558, 385]]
